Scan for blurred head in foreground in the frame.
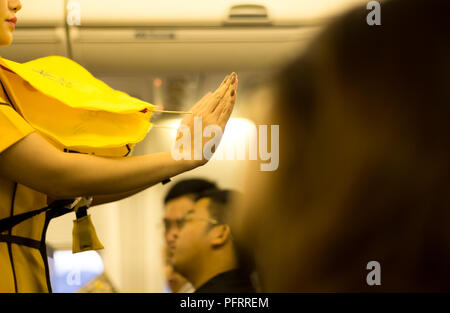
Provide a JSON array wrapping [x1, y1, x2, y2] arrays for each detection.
[[236, 0, 450, 292]]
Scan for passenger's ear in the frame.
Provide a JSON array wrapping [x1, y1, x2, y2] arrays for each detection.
[[210, 224, 231, 248]]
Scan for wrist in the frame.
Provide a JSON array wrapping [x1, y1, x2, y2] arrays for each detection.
[[165, 151, 205, 171], [182, 158, 207, 170]]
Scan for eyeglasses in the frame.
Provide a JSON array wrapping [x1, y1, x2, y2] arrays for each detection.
[[163, 213, 219, 232]]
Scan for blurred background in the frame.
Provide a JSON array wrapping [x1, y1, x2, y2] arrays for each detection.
[[0, 0, 367, 292]]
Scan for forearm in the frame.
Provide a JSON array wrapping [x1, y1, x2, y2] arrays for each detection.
[[47, 186, 151, 207], [57, 151, 196, 198], [0, 133, 199, 199], [48, 178, 160, 206], [90, 184, 155, 206]]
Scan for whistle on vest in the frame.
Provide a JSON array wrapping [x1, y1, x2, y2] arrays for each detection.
[[71, 197, 104, 253]]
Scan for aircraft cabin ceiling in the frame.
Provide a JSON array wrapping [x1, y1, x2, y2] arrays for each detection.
[[0, 0, 368, 73]]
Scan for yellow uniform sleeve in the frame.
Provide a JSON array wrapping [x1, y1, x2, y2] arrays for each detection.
[[0, 105, 35, 154]]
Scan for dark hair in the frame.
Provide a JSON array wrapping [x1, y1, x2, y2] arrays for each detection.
[[164, 179, 217, 204], [196, 189, 242, 225]]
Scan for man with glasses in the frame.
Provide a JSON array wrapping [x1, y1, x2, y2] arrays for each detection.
[[171, 189, 255, 293], [163, 178, 218, 293]]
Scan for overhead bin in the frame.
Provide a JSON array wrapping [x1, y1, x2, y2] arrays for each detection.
[[69, 0, 366, 74], [0, 0, 367, 73]]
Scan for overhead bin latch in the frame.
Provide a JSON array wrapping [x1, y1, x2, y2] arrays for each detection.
[[225, 4, 271, 26]]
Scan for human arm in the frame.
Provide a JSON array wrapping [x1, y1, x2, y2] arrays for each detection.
[[0, 73, 238, 200], [47, 184, 151, 206], [0, 135, 197, 199]]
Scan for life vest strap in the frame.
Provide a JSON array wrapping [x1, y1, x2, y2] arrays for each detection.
[[0, 199, 74, 233], [0, 234, 41, 250]]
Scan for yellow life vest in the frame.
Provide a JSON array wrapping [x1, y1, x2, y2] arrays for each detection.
[[0, 56, 155, 156]]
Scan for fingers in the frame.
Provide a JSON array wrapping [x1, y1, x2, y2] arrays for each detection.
[[190, 91, 213, 113], [219, 100, 236, 130], [219, 86, 237, 128], [188, 72, 238, 124], [190, 73, 231, 114], [221, 74, 230, 85], [206, 72, 236, 113], [215, 76, 238, 125]]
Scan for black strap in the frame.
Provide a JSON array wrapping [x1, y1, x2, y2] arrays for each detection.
[[8, 183, 18, 293], [40, 205, 72, 294], [162, 178, 171, 185], [75, 206, 88, 219], [0, 79, 17, 111], [0, 199, 74, 233], [125, 144, 131, 157], [0, 200, 74, 293], [0, 234, 41, 250]]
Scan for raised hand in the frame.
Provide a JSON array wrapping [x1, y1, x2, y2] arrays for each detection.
[[174, 72, 239, 164]]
